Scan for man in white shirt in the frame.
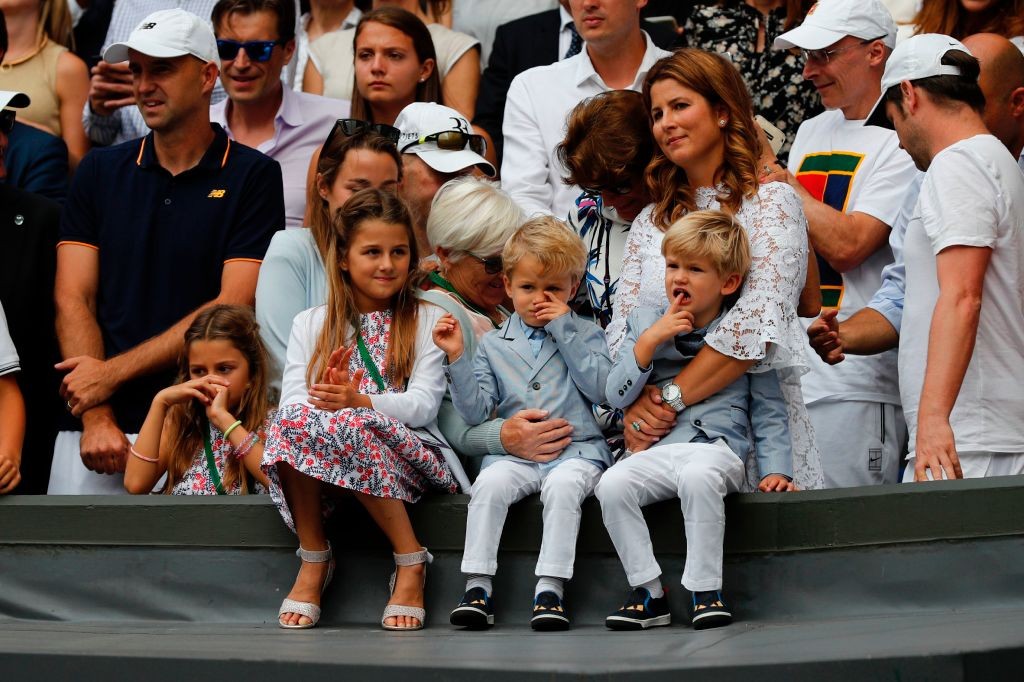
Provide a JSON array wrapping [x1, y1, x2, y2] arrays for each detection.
[[864, 33, 1024, 482], [210, 0, 346, 228], [500, 0, 670, 219], [772, 0, 920, 487]]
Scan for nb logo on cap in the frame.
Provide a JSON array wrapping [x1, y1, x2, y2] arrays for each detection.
[[140, 22, 157, 29]]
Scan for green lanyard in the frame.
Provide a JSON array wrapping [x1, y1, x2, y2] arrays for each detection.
[[203, 426, 227, 496], [356, 332, 387, 392], [428, 272, 501, 329]]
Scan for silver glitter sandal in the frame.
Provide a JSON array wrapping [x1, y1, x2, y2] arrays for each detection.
[[381, 547, 432, 631], [278, 543, 334, 629]]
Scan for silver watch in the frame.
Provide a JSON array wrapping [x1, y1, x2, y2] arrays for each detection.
[[661, 382, 685, 412]]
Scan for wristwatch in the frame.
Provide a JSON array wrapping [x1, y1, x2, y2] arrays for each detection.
[[661, 382, 685, 412]]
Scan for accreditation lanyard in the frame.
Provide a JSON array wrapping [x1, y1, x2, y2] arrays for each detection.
[[203, 427, 227, 496], [427, 272, 501, 330], [356, 333, 387, 392]]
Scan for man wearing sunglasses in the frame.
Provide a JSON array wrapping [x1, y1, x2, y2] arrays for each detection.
[[210, 0, 345, 229], [395, 102, 495, 256], [50, 9, 284, 494], [770, 0, 920, 489]]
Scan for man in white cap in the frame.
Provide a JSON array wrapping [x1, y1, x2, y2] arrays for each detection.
[[395, 101, 495, 255], [862, 34, 1024, 482], [770, 0, 920, 487], [50, 9, 284, 494]]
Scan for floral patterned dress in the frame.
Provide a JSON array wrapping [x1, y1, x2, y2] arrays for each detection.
[[170, 421, 268, 495], [684, 3, 822, 161], [262, 310, 458, 531]]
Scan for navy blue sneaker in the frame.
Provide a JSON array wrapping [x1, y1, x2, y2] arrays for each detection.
[[691, 590, 732, 630], [450, 587, 494, 629], [531, 591, 570, 631], [605, 587, 671, 630]]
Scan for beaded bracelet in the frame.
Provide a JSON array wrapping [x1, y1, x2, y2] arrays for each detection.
[[234, 431, 261, 460], [130, 446, 159, 463], [223, 420, 243, 439]]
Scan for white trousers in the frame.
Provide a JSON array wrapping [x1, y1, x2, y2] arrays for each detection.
[[808, 400, 906, 488], [596, 439, 744, 592], [903, 451, 1024, 481], [47, 431, 136, 495], [461, 457, 602, 579]]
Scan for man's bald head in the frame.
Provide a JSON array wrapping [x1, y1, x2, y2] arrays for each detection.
[[963, 33, 1024, 157]]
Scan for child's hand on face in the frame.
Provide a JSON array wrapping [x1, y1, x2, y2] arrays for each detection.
[[758, 474, 796, 492], [309, 346, 366, 411], [432, 313, 464, 361], [533, 291, 571, 324], [156, 375, 229, 409], [646, 293, 695, 346], [205, 384, 236, 431]]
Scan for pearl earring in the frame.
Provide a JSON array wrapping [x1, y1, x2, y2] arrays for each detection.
[[719, 119, 727, 127]]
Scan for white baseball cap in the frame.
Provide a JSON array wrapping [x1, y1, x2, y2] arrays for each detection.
[[104, 9, 220, 68], [773, 0, 897, 51], [864, 34, 973, 128], [395, 102, 495, 177], [0, 91, 30, 110]]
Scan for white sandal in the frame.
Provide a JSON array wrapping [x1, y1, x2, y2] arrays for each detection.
[[381, 547, 432, 631], [278, 543, 335, 629]]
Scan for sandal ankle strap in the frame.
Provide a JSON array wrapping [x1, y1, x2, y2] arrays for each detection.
[[296, 542, 332, 563], [393, 547, 432, 566]]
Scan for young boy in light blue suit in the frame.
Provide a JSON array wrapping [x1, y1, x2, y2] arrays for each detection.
[[598, 210, 795, 632], [433, 216, 612, 631]]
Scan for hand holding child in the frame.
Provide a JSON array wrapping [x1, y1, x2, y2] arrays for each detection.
[[432, 313, 464, 361], [533, 291, 571, 324], [758, 474, 796, 492], [309, 346, 367, 411]]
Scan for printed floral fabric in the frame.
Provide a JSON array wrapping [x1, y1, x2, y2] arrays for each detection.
[[262, 311, 457, 530], [172, 420, 269, 495], [685, 3, 823, 160]]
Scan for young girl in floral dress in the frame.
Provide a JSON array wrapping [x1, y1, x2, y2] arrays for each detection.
[[265, 188, 464, 632], [124, 305, 273, 495]]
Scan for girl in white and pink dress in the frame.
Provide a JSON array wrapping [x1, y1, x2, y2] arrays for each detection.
[[124, 304, 273, 496], [264, 188, 464, 633]]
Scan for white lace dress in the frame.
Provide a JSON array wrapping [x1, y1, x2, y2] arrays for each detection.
[[607, 183, 825, 490]]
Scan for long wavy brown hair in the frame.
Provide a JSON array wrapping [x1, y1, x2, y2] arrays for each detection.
[[643, 48, 763, 231], [914, 0, 1024, 41], [350, 7, 443, 123], [163, 305, 272, 494], [306, 189, 421, 389]]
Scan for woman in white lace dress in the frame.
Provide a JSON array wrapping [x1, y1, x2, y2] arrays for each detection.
[[608, 48, 824, 490]]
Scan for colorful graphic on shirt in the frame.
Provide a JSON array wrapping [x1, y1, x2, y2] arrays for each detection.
[[795, 151, 865, 308]]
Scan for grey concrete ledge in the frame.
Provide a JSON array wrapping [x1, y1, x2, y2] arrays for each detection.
[[2, 474, 1023, 553]]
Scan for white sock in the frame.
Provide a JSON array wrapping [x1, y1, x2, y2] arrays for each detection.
[[466, 574, 493, 595], [638, 577, 664, 599], [535, 576, 564, 599]]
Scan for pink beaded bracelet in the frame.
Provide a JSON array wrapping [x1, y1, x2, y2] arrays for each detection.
[[233, 432, 261, 460]]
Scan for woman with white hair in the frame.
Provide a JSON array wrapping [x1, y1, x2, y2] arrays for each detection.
[[424, 177, 574, 475]]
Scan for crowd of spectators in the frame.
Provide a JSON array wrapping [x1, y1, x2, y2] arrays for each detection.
[[1, 0, 1023, 630]]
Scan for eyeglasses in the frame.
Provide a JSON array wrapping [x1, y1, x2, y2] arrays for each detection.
[[581, 181, 632, 197], [216, 39, 285, 62], [799, 36, 886, 64], [0, 109, 15, 135], [401, 130, 487, 156], [323, 119, 401, 149], [466, 251, 503, 275]]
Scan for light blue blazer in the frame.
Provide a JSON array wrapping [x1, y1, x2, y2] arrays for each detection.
[[607, 306, 792, 479], [445, 312, 613, 471]]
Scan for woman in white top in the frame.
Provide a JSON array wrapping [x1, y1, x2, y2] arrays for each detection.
[[305, 3, 480, 119], [609, 48, 824, 490]]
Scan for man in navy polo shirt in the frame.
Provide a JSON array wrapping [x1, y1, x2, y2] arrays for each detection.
[[49, 9, 284, 494]]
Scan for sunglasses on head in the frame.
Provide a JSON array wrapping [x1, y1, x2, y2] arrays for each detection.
[[581, 181, 632, 197], [401, 130, 487, 156], [466, 251, 503, 275], [323, 119, 401, 149], [216, 39, 285, 62], [0, 109, 15, 135]]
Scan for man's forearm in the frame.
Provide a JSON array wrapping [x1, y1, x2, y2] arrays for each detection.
[[917, 291, 980, 425], [838, 307, 899, 356]]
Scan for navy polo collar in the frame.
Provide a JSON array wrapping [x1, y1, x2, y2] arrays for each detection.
[[135, 123, 232, 173]]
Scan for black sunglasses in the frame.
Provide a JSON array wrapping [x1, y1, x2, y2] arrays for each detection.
[[323, 119, 401, 149], [0, 109, 15, 135], [466, 251, 503, 275], [216, 39, 285, 62], [581, 181, 632, 197], [401, 130, 487, 156]]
